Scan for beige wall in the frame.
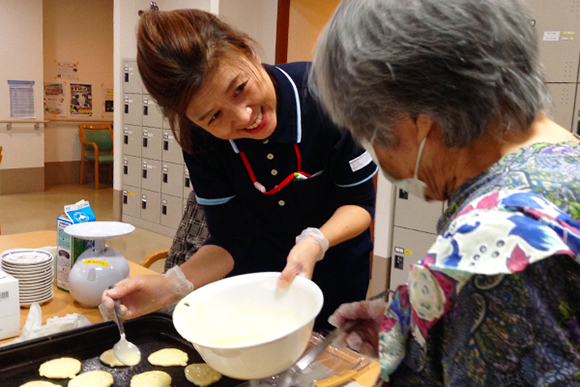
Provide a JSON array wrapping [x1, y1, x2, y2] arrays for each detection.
[[287, 0, 339, 62], [43, 0, 114, 163], [0, 0, 45, 171]]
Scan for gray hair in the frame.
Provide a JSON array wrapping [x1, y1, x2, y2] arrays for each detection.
[[310, 0, 550, 148]]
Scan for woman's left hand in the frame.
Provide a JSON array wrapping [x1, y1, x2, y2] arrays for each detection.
[[277, 236, 321, 288]]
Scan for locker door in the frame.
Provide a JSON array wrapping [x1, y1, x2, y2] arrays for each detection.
[[546, 83, 577, 132], [142, 95, 163, 128], [122, 125, 141, 157], [161, 162, 184, 197], [140, 190, 161, 223], [390, 227, 438, 291], [123, 61, 142, 94], [122, 155, 141, 188], [183, 166, 193, 199], [526, 0, 580, 82], [162, 129, 184, 164], [142, 127, 162, 161], [160, 195, 183, 228], [141, 159, 161, 192], [123, 93, 143, 126], [393, 188, 443, 234], [572, 84, 580, 134], [122, 186, 140, 218]]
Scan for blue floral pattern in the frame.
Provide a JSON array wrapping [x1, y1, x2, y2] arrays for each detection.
[[379, 142, 580, 386]]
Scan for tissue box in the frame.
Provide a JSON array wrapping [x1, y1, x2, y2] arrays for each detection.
[[0, 271, 20, 340], [56, 201, 96, 292]]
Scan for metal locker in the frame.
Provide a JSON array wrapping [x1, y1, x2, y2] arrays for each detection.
[[390, 226, 438, 291], [160, 194, 183, 228], [142, 95, 163, 128], [122, 155, 141, 188], [572, 84, 580, 134], [123, 93, 143, 126], [140, 190, 161, 224], [141, 159, 162, 192], [183, 165, 194, 199], [162, 129, 184, 164], [142, 127, 162, 161], [526, 0, 580, 83], [122, 125, 142, 157], [162, 116, 171, 130], [123, 61, 142, 94], [122, 185, 141, 218], [393, 188, 443, 234], [546, 83, 577, 132], [161, 162, 184, 197]]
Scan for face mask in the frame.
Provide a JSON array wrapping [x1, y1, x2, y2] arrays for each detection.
[[361, 138, 428, 201]]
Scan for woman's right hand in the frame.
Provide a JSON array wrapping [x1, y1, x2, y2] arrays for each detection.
[[101, 266, 194, 320], [328, 299, 386, 357]]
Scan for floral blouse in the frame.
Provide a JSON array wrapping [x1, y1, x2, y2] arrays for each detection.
[[381, 142, 580, 386]]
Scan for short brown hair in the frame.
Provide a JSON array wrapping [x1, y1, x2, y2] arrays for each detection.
[[137, 9, 255, 153]]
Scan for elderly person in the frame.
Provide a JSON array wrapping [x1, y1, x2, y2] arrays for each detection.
[[311, 0, 580, 385]]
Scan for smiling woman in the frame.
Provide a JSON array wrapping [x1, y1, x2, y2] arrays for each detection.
[[100, 8, 379, 331], [184, 54, 277, 141]]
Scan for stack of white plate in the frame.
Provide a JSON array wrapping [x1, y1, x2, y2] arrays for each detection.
[[0, 249, 54, 307]]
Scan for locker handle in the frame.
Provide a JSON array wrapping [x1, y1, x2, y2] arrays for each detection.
[[163, 141, 169, 151], [398, 189, 408, 200], [143, 105, 148, 116], [143, 169, 147, 179], [124, 73, 129, 82], [123, 195, 128, 205], [185, 177, 190, 188], [124, 135, 128, 145], [124, 104, 129, 114], [576, 120, 580, 135], [124, 165, 128, 175], [142, 200, 147, 209], [143, 137, 148, 147], [163, 173, 168, 183], [162, 205, 167, 215]]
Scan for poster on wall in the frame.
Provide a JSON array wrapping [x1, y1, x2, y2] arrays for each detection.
[[8, 80, 35, 118], [57, 62, 79, 80], [102, 85, 114, 115], [70, 83, 92, 115], [44, 83, 66, 117]]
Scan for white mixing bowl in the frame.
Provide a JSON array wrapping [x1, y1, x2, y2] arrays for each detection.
[[173, 272, 324, 380]]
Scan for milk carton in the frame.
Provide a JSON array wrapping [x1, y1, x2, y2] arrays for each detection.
[[56, 200, 96, 291], [0, 271, 19, 340]]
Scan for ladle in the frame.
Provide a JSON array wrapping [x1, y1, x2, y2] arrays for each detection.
[[110, 286, 141, 366]]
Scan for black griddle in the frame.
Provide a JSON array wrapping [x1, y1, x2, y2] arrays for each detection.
[[0, 312, 243, 386]]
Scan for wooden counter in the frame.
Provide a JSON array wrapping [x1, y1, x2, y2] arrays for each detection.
[[0, 230, 157, 345], [0, 231, 380, 385]]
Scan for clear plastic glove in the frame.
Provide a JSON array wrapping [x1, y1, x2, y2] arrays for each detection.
[[277, 236, 321, 288], [100, 265, 194, 320], [327, 299, 386, 357], [277, 228, 329, 289]]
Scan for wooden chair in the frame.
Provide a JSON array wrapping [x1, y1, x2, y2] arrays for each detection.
[[139, 249, 169, 269], [79, 124, 113, 190]]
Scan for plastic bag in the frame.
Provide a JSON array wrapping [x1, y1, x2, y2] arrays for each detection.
[[1, 303, 91, 347]]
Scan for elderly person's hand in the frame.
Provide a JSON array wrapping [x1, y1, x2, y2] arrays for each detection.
[[101, 266, 194, 320], [328, 299, 386, 357]]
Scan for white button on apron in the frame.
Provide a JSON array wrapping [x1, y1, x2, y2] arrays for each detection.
[[271, 169, 278, 176], [278, 200, 286, 206], [267, 153, 274, 160]]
